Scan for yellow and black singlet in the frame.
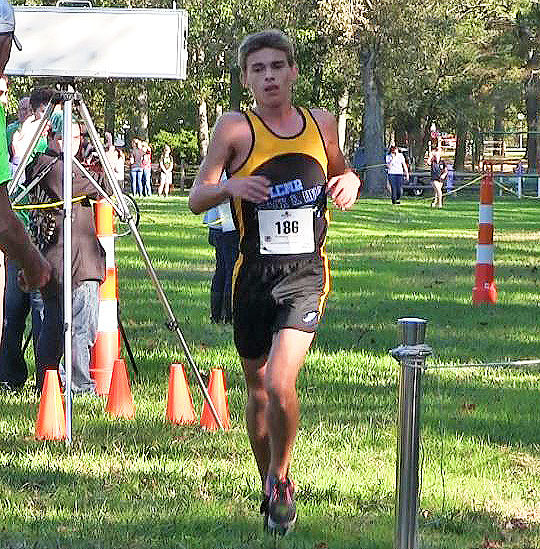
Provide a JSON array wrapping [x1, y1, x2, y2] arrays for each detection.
[[229, 107, 329, 261]]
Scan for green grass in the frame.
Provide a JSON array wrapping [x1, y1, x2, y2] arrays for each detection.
[[0, 195, 539, 548]]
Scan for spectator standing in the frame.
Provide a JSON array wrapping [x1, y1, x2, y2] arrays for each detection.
[[129, 138, 143, 197], [104, 131, 125, 190], [203, 198, 239, 324], [27, 114, 105, 393], [386, 145, 409, 205], [429, 145, 447, 208], [141, 141, 152, 196], [0, 87, 55, 390], [6, 95, 31, 169], [158, 144, 173, 196]]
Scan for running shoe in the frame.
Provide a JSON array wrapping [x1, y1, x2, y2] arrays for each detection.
[[265, 474, 297, 536]]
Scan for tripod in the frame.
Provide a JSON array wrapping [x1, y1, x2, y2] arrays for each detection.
[[11, 83, 223, 441]]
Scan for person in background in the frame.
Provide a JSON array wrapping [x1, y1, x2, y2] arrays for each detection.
[[27, 114, 105, 393], [6, 94, 31, 170], [386, 145, 409, 205], [203, 193, 239, 324], [0, 86, 54, 390], [141, 141, 152, 196], [429, 144, 447, 208], [104, 131, 125, 191], [129, 138, 143, 197], [158, 144, 173, 197]]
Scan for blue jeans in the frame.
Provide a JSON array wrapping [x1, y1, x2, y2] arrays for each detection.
[[0, 260, 44, 388], [130, 167, 143, 196], [209, 228, 239, 322], [37, 280, 99, 393], [142, 168, 152, 196], [388, 174, 403, 203]]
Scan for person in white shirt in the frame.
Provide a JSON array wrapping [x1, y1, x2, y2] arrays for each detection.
[[386, 145, 409, 204]]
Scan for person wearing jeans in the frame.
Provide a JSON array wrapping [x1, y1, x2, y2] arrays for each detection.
[[386, 145, 409, 205], [37, 281, 98, 393], [27, 115, 105, 393], [141, 142, 152, 196], [129, 139, 143, 197], [0, 259, 44, 389]]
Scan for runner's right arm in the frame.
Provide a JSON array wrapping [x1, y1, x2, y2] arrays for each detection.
[[189, 113, 270, 214]]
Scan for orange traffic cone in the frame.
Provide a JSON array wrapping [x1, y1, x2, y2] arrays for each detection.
[[166, 363, 196, 425], [35, 369, 66, 440], [90, 199, 121, 395], [472, 172, 497, 304], [105, 358, 135, 419], [200, 368, 230, 431]]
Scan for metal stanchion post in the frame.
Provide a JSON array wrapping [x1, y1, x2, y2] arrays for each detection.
[[391, 318, 432, 549]]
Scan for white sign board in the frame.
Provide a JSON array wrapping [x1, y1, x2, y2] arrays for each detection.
[[5, 7, 188, 79]]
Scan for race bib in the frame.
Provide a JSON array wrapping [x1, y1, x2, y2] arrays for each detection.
[[258, 208, 315, 255]]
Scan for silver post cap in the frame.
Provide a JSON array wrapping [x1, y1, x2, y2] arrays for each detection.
[[397, 317, 427, 346]]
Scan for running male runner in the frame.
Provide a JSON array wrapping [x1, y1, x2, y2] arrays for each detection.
[[189, 29, 360, 535]]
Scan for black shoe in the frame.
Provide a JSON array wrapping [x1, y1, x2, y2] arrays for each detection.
[[265, 474, 297, 536], [260, 495, 270, 531]]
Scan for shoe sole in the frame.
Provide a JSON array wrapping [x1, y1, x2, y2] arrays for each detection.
[[267, 513, 297, 536]]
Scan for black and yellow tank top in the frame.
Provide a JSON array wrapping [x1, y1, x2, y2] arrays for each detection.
[[229, 107, 329, 261]]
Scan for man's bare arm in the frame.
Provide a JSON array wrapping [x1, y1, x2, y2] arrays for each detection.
[[189, 113, 270, 214], [0, 186, 51, 290]]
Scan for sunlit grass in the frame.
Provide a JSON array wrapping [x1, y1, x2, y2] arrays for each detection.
[[0, 195, 538, 548]]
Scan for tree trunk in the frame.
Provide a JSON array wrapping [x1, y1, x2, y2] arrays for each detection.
[[229, 64, 242, 111], [493, 93, 505, 135], [525, 73, 538, 173], [136, 81, 149, 141], [198, 97, 209, 158], [454, 116, 467, 171], [362, 47, 386, 196], [104, 80, 116, 139], [337, 89, 348, 153], [312, 63, 323, 105]]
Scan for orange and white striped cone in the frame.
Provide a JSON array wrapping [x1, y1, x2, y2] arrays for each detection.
[[472, 173, 497, 304], [90, 199, 121, 395]]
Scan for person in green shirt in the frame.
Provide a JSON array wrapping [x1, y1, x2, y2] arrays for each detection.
[[0, 0, 50, 292]]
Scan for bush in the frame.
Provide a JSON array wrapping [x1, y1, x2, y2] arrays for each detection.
[[151, 129, 199, 166]]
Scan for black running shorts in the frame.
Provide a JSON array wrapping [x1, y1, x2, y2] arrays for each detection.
[[232, 257, 329, 359]]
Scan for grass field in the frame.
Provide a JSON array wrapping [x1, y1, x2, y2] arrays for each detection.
[[0, 195, 539, 549]]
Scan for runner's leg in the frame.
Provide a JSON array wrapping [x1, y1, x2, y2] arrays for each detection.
[[265, 328, 315, 479], [241, 354, 270, 487]]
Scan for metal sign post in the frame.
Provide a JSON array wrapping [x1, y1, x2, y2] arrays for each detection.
[[62, 92, 74, 443], [391, 318, 432, 549]]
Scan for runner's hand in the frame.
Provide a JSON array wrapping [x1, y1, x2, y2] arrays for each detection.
[[327, 171, 361, 210], [223, 176, 271, 204]]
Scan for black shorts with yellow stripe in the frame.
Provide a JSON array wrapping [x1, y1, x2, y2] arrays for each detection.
[[232, 256, 330, 359]]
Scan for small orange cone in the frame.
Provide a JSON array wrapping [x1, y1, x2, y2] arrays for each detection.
[[35, 369, 66, 440], [105, 358, 135, 419], [200, 368, 230, 431], [166, 363, 196, 425]]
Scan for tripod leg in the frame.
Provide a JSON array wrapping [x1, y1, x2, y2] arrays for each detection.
[[117, 308, 138, 376], [76, 99, 225, 430]]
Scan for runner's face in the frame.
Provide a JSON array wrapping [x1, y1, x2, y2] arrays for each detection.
[[243, 48, 297, 107]]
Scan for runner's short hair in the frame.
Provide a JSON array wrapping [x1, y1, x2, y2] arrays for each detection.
[[237, 29, 295, 73]]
